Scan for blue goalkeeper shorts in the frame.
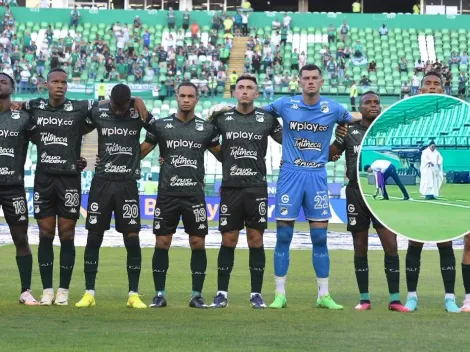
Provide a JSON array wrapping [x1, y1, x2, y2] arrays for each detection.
[[275, 164, 331, 221]]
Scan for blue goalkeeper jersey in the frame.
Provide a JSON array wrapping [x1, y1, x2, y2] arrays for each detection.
[[264, 95, 352, 168]]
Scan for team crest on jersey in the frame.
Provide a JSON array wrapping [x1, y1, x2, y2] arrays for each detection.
[[11, 110, 20, 119], [320, 102, 329, 113], [349, 217, 356, 226], [220, 217, 227, 226], [64, 101, 73, 111], [89, 216, 97, 224], [256, 115, 264, 123], [195, 123, 204, 131], [129, 108, 139, 119]]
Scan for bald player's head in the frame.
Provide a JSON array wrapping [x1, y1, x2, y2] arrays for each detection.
[[419, 71, 444, 94]]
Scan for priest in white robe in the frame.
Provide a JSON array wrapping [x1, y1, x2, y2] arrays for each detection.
[[419, 141, 444, 199]]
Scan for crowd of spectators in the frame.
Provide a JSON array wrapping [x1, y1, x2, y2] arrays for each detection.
[[4, 5, 468, 101]]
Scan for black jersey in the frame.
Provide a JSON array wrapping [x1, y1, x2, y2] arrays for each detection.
[[25, 98, 96, 175], [145, 114, 220, 196], [211, 107, 282, 188], [0, 109, 35, 185], [333, 123, 367, 184], [89, 103, 152, 181]]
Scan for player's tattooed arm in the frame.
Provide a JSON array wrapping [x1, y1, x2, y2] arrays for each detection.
[[10, 101, 25, 110], [271, 131, 282, 144], [209, 145, 222, 162], [83, 121, 96, 135], [140, 141, 156, 159], [328, 144, 344, 162], [132, 97, 149, 121], [335, 124, 348, 138], [270, 117, 282, 144]]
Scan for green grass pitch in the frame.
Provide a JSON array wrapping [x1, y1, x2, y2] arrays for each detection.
[[0, 242, 468, 351], [360, 178, 470, 242]]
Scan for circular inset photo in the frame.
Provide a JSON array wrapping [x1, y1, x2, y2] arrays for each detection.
[[358, 93, 470, 243]]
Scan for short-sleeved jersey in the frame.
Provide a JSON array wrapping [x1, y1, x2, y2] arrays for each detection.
[[333, 123, 367, 184], [0, 109, 35, 185], [88, 103, 153, 181], [211, 107, 282, 188], [264, 95, 352, 169], [25, 98, 96, 175], [145, 114, 219, 196]]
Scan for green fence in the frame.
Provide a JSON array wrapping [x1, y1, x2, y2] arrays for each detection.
[[7, 7, 469, 30]]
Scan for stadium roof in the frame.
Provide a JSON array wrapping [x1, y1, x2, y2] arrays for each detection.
[[369, 95, 462, 134]]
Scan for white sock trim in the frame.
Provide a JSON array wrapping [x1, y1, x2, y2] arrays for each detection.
[[317, 277, 329, 298], [275, 276, 286, 295], [217, 291, 228, 298]]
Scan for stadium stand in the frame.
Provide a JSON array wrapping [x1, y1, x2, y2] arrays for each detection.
[[364, 96, 470, 147], [6, 8, 469, 192]]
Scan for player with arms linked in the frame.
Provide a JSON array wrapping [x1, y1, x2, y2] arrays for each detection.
[[329, 92, 409, 312], [208, 64, 361, 309], [403, 72, 459, 313], [207, 74, 282, 309], [0, 73, 39, 305], [16, 68, 147, 306], [263, 64, 361, 309], [141, 82, 221, 308], [75, 84, 152, 309]]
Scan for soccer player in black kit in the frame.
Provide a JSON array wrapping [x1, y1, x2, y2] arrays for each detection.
[[329, 91, 408, 312], [403, 72, 459, 313], [141, 82, 221, 308], [208, 74, 282, 309], [18, 68, 147, 306], [0, 73, 39, 305], [75, 84, 151, 309]]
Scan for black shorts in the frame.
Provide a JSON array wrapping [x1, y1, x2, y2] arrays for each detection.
[[219, 186, 268, 233], [85, 177, 141, 234], [0, 185, 28, 227], [346, 185, 383, 232], [34, 171, 81, 220], [153, 193, 208, 236]]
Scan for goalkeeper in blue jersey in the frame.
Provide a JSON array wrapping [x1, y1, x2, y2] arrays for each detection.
[[263, 64, 361, 309]]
